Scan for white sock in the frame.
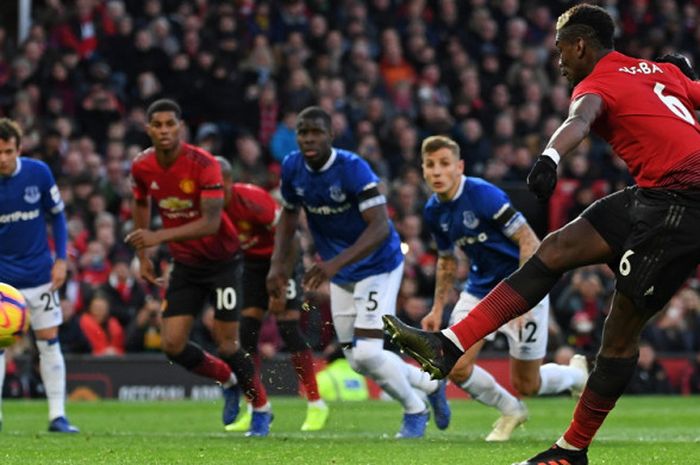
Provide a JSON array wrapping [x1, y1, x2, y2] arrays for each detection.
[[345, 339, 425, 414], [460, 365, 521, 415], [37, 339, 66, 421], [538, 363, 587, 395], [384, 350, 439, 394], [556, 436, 583, 451], [441, 328, 465, 351], [0, 350, 5, 421]]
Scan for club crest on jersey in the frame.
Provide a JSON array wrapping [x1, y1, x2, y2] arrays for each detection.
[[179, 179, 195, 194], [23, 186, 40, 204], [462, 211, 479, 229], [329, 184, 346, 202], [294, 187, 304, 197]]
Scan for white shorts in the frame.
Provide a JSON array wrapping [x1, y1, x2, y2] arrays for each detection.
[[329, 262, 404, 343], [449, 291, 549, 361], [20, 282, 63, 331]]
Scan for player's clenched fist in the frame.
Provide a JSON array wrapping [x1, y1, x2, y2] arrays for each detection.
[[526, 155, 558, 201]]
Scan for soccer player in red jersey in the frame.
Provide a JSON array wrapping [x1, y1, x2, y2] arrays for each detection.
[[383, 4, 700, 464], [126, 99, 271, 436], [215, 156, 329, 432]]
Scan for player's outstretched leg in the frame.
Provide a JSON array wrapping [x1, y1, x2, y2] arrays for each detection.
[[38, 338, 79, 433], [382, 315, 462, 379]]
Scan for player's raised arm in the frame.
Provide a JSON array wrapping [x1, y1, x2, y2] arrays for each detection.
[[527, 93, 604, 200]]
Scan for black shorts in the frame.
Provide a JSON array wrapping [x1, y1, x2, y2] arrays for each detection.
[[581, 186, 700, 311], [241, 257, 303, 310], [164, 259, 242, 321]]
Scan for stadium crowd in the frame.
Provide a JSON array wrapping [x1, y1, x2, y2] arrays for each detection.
[[1, 0, 699, 394]]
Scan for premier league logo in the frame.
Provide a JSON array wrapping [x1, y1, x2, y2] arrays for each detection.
[[329, 184, 346, 202], [23, 186, 40, 204], [462, 210, 479, 229]]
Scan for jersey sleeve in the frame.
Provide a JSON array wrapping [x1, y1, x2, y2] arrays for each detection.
[[345, 156, 384, 212], [473, 182, 526, 238], [130, 163, 148, 201], [199, 160, 224, 200], [424, 203, 453, 255], [38, 162, 64, 215], [279, 156, 301, 210], [571, 76, 611, 112]]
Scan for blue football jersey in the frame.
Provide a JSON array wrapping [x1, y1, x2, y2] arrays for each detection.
[[424, 176, 526, 298], [0, 158, 65, 288], [280, 148, 403, 284]]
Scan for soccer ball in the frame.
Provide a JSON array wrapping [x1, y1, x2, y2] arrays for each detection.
[[0, 283, 29, 348]]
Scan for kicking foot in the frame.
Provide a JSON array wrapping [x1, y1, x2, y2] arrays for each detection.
[[512, 444, 588, 465], [382, 315, 461, 379]]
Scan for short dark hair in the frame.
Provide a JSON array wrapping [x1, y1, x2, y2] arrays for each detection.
[[146, 99, 182, 121], [215, 156, 233, 181], [0, 118, 23, 148], [298, 106, 331, 130], [556, 4, 615, 50]]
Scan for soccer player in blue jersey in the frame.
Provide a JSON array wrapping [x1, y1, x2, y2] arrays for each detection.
[[416, 136, 587, 441], [0, 118, 78, 433], [266, 106, 450, 438]]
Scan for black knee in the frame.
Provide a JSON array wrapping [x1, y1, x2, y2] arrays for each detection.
[[277, 320, 309, 352], [587, 354, 639, 398], [239, 316, 262, 355], [167, 342, 204, 370], [505, 255, 562, 307]]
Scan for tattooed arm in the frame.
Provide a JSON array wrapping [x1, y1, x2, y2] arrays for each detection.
[[422, 253, 459, 331]]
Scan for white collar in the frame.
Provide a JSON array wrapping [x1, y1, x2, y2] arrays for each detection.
[[304, 148, 337, 172], [11, 157, 22, 177], [439, 175, 466, 203]]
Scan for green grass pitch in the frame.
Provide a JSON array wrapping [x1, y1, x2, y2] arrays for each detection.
[[1, 396, 698, 464]]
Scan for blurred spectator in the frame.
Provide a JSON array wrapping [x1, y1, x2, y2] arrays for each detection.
[[270, 109, 299, 162], [78, 292, 125, 356], [125, 297, 162, 353], [99, 258, 147, 327], [626, 341, 674, 394], [58, 297, 92, 354]]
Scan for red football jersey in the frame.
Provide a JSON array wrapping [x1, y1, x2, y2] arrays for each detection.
[[572, 51, 700, 188], [224, 183, 280, 259], [131, 143, 240, 266]]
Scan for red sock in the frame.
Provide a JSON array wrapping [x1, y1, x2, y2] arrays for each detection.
[[449, 281, 529, 350], [191, 352, 232, 384], [291, 349, 320, 401], [249, 374, 269, 409], [563, 386, 617, 448]]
